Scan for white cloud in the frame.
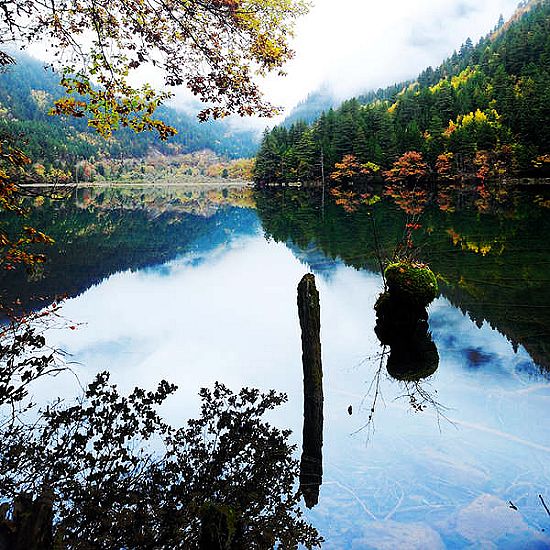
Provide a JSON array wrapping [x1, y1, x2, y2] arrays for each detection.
[[260, 0, 520, 113]]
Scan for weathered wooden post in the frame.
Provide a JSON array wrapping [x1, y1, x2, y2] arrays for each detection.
[[297, 274, 324, 509]]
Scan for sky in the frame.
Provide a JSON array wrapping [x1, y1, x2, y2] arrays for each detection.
[[224, 0, 520, 128]]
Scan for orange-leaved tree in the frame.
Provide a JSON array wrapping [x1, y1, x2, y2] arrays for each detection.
[[383, 151, 429, 185], [330, 154, 380, 185]]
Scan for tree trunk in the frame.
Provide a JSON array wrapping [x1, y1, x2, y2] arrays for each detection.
[[297, 274, 324, 509]]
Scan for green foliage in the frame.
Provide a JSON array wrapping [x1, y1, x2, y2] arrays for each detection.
[[254, 2, 550, 184], [384, 261, 439, 307]]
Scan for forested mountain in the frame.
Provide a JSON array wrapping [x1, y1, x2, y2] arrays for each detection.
[[0, 53, 259, 173], [282, 86, 338, 127], [255, 0, 550, 185], [282, 81, 415, 128]]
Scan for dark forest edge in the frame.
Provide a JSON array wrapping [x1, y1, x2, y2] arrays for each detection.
[[254, 1, 550, 187]]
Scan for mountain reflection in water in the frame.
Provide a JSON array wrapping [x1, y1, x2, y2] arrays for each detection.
[[1, 184, 550, 548], [255, 185, 550, 372]]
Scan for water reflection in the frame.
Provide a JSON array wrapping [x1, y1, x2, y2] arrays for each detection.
[[255, 185, 550, 371], [1, 185, 550, 547], [0, 376, 322, 549], [0, 186, 258, 317], [374, 293, 439, 382]]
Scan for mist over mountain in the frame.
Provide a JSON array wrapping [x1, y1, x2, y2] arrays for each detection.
[[280, 1, 535, 128]]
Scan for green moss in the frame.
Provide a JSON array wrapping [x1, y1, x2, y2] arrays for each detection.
[[384, 261, 439, 307]]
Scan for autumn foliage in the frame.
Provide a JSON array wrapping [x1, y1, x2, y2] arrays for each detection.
[[330, 155, 380, 185], [330, 187, 380, 213], [0, 138, 57, 278], [1, 0, 309, 138], [383, 151, 429, 185]]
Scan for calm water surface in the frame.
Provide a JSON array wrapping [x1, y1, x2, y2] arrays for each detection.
[[5, 185, 550, 548]]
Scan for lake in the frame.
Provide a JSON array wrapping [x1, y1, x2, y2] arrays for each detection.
[[3, 183, 550, 548]]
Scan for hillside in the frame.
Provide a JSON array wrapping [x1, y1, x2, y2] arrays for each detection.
[[0, 53, 259, 176], [255, 0, 550, 184]]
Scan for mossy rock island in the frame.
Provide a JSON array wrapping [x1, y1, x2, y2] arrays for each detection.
[[384, 261, 438, 308]]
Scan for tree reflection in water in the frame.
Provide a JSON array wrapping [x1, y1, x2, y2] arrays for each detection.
[[0, 321, 322, 550]]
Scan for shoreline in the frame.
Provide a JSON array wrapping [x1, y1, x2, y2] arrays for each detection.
[[19, 180, 253, 189]]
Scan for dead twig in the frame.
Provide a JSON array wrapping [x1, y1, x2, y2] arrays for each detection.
[[539, 494, 550, 517]]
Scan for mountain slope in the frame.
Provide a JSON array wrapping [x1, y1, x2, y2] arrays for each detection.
[[255, 0, 550, 184], [0, 53, 259, 170]]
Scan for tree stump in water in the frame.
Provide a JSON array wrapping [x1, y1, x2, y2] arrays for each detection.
[[297, 274, 324, 509]]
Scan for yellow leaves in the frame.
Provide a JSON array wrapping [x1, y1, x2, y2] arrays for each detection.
[[465, 241, 492, 256], [459, 109, 488, 127], [429, 68, 478, 94], [51, 73, 176, 140], [429, 79, 446, 94], [362, 162, 381, 174], [450, 67, 477, 89], [388, 101, 399, 114], [475, 108, 494, 123], [447, 229, 495, 256], [250, 33, 287, 69], [443, 109, 501, 138]]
